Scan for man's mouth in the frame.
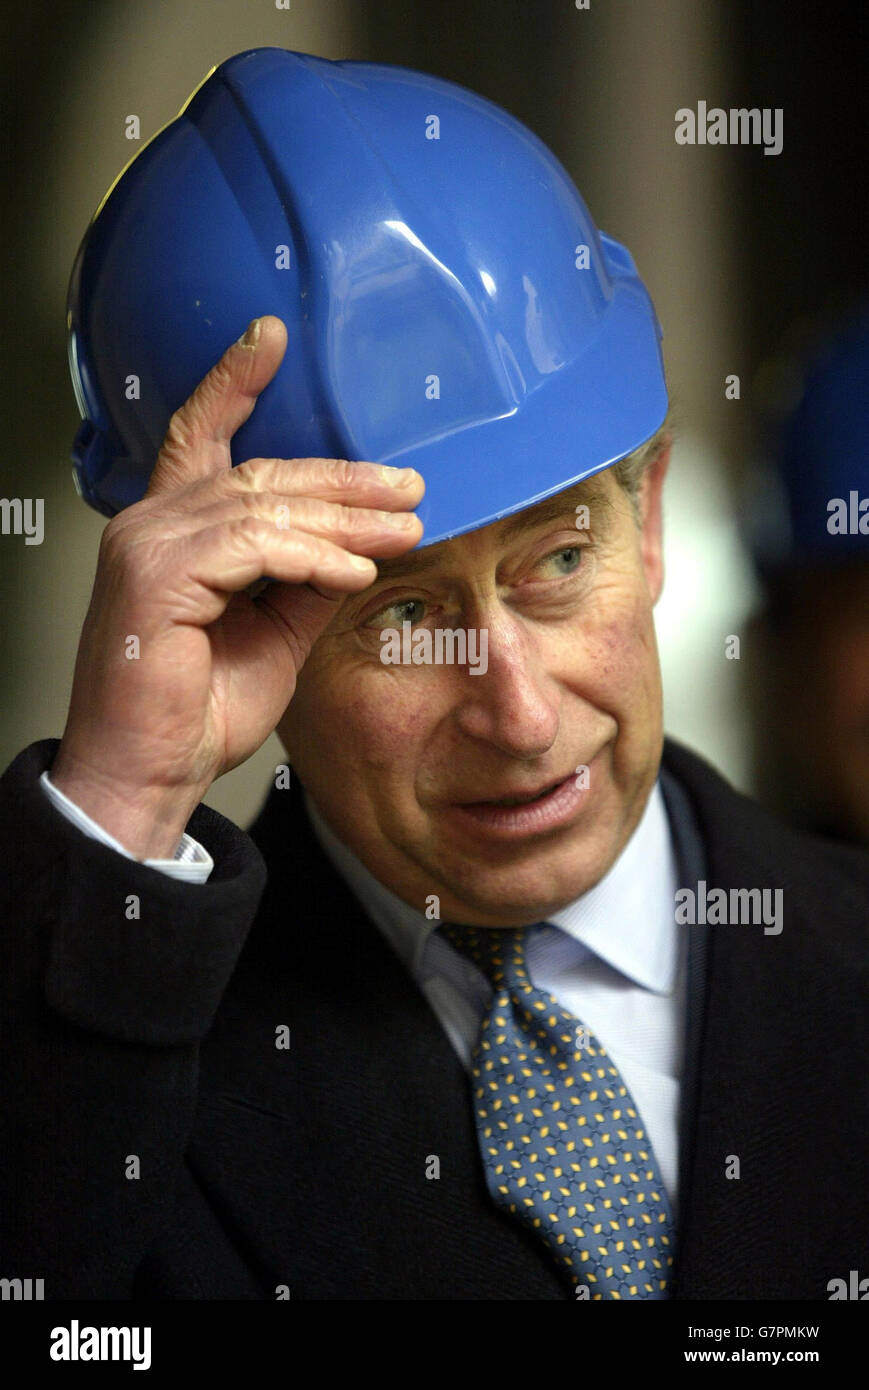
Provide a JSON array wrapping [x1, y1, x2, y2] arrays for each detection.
[[456, 775, 570, 807], [444, 768, 591, 841]]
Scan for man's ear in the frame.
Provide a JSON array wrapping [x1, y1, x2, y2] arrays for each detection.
[[638, 438, 671, 604]]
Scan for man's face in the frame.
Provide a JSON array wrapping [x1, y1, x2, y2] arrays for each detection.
[[278, 447, 670, 926]]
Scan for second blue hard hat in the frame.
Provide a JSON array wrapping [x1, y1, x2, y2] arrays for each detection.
[[746, 302, 869, 578], [68, 47, 668, 547]]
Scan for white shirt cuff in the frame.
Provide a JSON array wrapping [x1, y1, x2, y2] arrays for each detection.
[[39, 771, 213, 883]]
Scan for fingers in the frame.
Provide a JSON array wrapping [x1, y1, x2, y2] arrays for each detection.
[[146, 454, 425, 533], [146, 315, 288, 495], [169, 491, 424, 558], [223, 455, 425, 511], [184, 519, 384, 620]]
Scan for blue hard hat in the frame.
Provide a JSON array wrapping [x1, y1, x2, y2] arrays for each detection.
[[747, 302, 869, 577], [68, 47, 668, 547]]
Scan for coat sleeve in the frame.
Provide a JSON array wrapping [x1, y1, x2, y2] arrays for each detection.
[[0, 739, 268, 1299]]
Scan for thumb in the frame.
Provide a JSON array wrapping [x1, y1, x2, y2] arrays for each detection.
[[146, 314, 288, 495]]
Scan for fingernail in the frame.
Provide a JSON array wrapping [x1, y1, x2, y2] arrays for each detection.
[[238, 317, 262, 348], [349, 553, 376, 571], [376, 465, 417, 486], [379, 510, 417, 528]]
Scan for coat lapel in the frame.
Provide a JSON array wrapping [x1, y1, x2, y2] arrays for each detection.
[[190, 742, 866, 1299], [662, 740, 868, 1299], [190, 771, 570, 1298]]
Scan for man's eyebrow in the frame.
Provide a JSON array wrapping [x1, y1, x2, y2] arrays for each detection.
[[373, 479, 614, 583], [496, 480, 614, 543]]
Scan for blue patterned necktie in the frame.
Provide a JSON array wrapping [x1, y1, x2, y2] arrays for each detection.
[[440, 921, 675, 1299]]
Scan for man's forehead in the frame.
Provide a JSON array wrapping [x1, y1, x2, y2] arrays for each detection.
[[374, 473, 617, 583]]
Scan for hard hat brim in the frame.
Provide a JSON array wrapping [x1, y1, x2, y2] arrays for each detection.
[[389, 279, 669, 549]]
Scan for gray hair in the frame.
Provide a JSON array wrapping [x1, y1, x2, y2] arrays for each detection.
[[611, 410, 674, 515]]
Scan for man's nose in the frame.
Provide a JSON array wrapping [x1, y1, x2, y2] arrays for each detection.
[[452, 608, 560, 759]]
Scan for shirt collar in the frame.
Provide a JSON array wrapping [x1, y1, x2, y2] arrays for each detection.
[[544, 782, 679, 994], [302, 778, 679, 996]]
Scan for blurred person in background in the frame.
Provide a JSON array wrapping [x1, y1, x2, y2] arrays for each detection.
[[744, 304, 869, 848]]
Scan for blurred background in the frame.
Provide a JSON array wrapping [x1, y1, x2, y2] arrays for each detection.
[[2, 0, 867, 836]]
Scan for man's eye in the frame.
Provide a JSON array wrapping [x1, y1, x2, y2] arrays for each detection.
[[539, 545, 584, 576], [369, 597, 427, 628]]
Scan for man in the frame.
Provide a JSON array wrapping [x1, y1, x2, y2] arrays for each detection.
[[744, 305, 869, 848], [1, 48, 867, 1302]]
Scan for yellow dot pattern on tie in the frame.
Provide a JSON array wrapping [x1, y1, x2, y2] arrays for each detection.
[[441, 921, 675, 1300]]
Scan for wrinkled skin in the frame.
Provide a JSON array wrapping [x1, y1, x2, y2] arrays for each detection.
[[279, 447, 671, 926]]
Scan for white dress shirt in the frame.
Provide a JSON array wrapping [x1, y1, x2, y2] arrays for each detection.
[[40, 769, 685, 1210], [304, 782, 685, 1212]]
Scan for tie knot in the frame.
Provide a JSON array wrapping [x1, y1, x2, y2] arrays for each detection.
[[440, 922, 546, 989]]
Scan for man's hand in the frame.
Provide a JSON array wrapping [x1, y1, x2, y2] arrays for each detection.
[[50, 315, 424, 858]]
